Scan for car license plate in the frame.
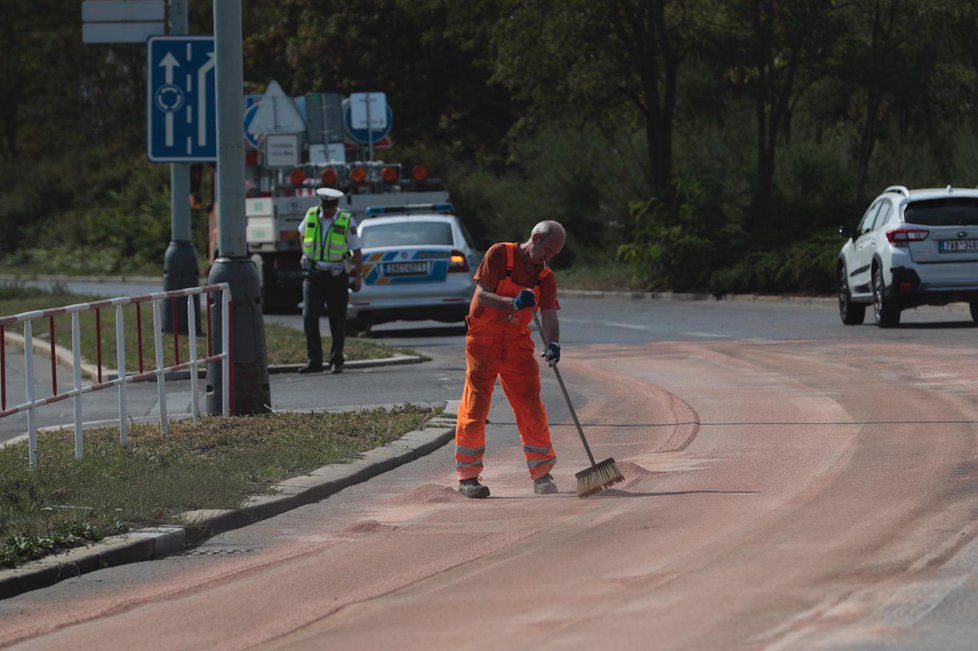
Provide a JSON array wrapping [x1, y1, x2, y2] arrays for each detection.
[[939, 239, 978, 252], [385, 262, 428, 275]]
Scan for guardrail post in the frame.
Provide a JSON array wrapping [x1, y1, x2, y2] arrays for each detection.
[[24, 320, 37, 470], [152, 299, 169, 436], [187, 293, 200, 424], [116, 303, 128, 447], [221, 286, 230, 417], [72, 311, 83, 459]]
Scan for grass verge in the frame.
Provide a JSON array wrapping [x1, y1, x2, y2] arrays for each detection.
[[0, 286, 416, 369], [556, 260, 645, 292], [0, 404, 441, 568]]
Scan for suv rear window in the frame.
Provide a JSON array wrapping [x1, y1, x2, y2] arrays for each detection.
[[904, 198, 978, 226], [360, 221, 455, 248]]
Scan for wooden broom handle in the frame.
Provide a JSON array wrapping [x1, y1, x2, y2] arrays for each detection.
[[531, 309, 597, 466]]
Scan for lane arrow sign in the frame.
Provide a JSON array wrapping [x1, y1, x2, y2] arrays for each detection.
[[159, 52, 179, 146], [196, 52, 215, 147]]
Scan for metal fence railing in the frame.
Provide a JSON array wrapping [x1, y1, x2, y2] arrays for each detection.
[[0, 283, 231, 470]]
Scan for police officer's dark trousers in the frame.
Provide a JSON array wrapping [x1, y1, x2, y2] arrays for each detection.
[[302, 270, 349, 369]]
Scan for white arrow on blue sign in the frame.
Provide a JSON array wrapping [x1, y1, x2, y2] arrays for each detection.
[[146, 36, 216, 162]]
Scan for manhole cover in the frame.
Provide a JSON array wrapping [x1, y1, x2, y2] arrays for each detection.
[[182, 544, 257, 557]]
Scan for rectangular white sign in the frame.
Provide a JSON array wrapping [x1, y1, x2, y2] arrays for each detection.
[[264, 133, 300, 168], [350, 92, 388, 130], [83, 21, 163, 43], [82, 1, 165, 22]]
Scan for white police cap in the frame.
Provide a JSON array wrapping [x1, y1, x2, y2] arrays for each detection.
[[315, 187, 344, 200]]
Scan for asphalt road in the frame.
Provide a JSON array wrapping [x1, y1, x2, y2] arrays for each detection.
[[4, 280, 978, 648]]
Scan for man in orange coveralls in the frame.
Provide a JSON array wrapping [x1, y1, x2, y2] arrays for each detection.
[[455, 220, 566, 498]]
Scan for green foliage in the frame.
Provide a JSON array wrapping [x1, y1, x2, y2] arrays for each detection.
[[618, 174, 737, 291], [5, 0, 978, 294], [708, 230, 841, 295]]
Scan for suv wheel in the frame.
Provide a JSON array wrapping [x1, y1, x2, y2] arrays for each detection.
[[872, 266, 901, 328], [838, 264, 865, 325]]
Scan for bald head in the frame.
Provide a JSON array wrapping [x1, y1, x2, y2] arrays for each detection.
[[526, 220, 566, 264]]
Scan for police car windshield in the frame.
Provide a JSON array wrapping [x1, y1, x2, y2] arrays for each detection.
[[905, 198, 978, 226], [360, 221, 454, 248]]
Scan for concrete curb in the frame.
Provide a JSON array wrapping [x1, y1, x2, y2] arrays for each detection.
[[0, 411, 457, 600]]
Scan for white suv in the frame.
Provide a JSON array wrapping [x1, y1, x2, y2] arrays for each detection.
[[838, 185, 978, 327]]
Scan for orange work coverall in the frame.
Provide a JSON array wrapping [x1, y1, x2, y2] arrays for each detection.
[[455, 243, 557, 481]]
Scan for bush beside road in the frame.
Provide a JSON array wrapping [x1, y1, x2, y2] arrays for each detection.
[[0, 405, 440, 569]]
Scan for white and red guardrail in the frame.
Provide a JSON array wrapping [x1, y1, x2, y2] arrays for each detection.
[[0, 283, 231, 470]]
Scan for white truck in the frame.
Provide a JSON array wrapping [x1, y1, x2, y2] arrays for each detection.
[[238, 161, 450, 311]]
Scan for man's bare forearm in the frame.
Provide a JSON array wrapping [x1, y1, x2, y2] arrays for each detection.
[[474, 284, 516, 311], [541, 309, 559, 344]]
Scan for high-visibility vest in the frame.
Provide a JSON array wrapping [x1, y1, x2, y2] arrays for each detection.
[[303, 207, 351, 262]]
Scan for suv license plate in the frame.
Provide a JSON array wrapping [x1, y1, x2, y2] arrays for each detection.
[[939, 239, 978, 252], [385, 262, 428, 275]]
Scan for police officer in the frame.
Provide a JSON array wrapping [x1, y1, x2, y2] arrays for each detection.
[[297, 187, 363, 374]]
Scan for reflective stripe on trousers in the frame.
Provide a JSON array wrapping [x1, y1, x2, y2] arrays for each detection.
[[454, 326, 556, 480]]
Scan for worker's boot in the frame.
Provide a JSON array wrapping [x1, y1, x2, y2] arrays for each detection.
[[458, 477, 490, 499], [533, 473, 558, 495]]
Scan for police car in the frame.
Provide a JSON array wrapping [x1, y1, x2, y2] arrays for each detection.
[[348, 203, 479, 330]]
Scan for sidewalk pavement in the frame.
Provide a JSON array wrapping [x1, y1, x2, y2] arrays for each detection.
[[0, 404, 459, 600]]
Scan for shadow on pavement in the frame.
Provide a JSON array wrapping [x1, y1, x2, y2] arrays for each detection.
[[892, 320, 976, 329]]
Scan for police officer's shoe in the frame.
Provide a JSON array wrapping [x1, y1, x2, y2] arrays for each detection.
[[533, 473, 558, 495], [330, 364, 343, 374], [458, 477, 490, 499], [297, 364, 324, 374]]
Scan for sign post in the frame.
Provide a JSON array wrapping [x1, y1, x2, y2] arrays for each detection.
[[350, 92, 388, 162], [147, 1, 204, 335]]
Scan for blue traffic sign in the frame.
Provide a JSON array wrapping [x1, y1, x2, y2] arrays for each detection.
[[147, 36, 216, 162]]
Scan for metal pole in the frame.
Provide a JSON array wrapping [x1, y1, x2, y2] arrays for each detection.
[[71, 312, 83, 459], [116, 303, 128, 446], [162, 0, 201, 335], [153, 299, 169, 436], [366, 95, 374, 162], [206, 0, 271, 415], [213, 1, 246, 259], [24, 320, 36, 471]]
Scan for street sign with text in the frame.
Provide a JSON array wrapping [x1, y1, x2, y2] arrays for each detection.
[[146, 36, 216, 162], [82, 1, 164, 43]]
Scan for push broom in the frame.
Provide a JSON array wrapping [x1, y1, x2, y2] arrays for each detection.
[[532, 310, 624, 497]]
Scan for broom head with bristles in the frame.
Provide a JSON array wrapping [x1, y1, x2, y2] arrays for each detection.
[[575, 457, 625, 498]]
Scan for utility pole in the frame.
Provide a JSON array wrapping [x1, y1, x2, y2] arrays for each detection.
[[162, 0, 200, 334], [206, 0, 271, 415]]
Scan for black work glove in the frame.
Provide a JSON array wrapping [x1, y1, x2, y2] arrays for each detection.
[[540, 342, 560, 366]]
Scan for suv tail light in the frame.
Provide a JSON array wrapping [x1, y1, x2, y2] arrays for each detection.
[[886, 228, 929, 246], [448, 249, 469, 272]]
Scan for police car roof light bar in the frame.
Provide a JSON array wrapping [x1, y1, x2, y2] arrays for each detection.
[[365, 203, 455, 217]]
